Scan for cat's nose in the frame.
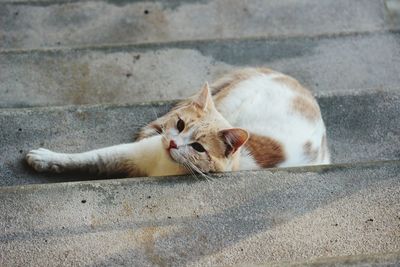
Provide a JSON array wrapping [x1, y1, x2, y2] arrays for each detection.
[[169, 140, 177, 150]]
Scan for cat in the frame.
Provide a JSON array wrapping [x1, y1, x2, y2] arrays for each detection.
[[26, 68, 330, 177]]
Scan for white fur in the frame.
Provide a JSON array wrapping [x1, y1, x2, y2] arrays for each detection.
[[239, 148, 261, 170], [214, 73, 330, 169]]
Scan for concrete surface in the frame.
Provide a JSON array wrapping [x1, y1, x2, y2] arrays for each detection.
[[265, 251, 400, 266], [1, 161, 399, 266], [0, 0, 391, 50], [0, 88, 399, 187], [1, 1, 399, 265], [2, 31, 400, 108], [386, 0, 400, 27]]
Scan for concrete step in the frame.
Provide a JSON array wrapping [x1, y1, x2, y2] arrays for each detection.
[[2, 31, 400, 108], [1, 88, 399, 187], [0, 0, 394, 50], [387, 0, 400, 27], [1, 160, 399, 266], [267, 252, 400, 266]]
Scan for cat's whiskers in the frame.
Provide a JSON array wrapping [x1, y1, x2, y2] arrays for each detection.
[[182, 156, 212, 186], [181, 146, 217, 184], [186, 161, 218, 196], [188, 156, 213, 182], [187, 160, 215, 183], [183, 161, 200, 182], [171, 146, 199, 181]]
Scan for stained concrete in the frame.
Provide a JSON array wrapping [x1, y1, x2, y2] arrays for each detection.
[[0, 89, 399, 187], [386, 0, 400, 27], [1, 161, 399, 266], [266, 251, 400, 266], [1, 1, 399, 265], [0, 0, 390, 50], [1, 32, 400, 108]]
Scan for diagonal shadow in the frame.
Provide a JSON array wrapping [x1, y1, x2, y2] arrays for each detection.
[[1, 162, 399, 266]]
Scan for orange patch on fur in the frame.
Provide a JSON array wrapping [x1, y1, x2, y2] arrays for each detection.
[[245, 133, 285, 168], [292, 96, 321, 122], [273, 75, 321, 122]]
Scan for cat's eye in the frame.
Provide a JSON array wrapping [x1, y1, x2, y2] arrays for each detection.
[[177, 118, 185, 132], [191, 142, 206, 152]]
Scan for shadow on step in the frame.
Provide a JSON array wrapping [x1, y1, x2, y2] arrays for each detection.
[[1, 161, 399, 265]]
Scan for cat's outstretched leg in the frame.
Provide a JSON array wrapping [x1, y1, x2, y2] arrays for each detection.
[[26, 144, 137, 176], [26, 135, 186, 177]]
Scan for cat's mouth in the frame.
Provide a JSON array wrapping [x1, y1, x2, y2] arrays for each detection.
[[167, 148, 176, 161], [168, 148, 185, 165], [162, 137, 179, 162], [164, 144, 178, 163]]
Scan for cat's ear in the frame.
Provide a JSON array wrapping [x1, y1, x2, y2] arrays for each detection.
[[219, 128, 249, 156], [193, 82, 214, 111]]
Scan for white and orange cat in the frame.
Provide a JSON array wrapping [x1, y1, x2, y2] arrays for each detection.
[[26, 68, 330, 177]]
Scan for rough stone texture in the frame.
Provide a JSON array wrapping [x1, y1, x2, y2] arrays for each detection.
[[1, 31, 400, 108], [1, 161, 399, 266], [266, 252, 400, 266], [386, 0, 400, 27], [318, 90, 400, 165], [0, 0, 391, 50], [1, 1, 399, 265], [0, 89, 399, 187]]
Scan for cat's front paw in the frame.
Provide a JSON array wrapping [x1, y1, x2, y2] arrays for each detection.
[[26, 148, 64, 173]]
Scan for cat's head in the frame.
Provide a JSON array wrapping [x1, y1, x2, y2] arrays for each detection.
[[159, 83, 249, 173]]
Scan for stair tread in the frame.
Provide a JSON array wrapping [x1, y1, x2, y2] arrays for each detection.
[[0, 0, 392, 50], [2, 1, 399, 265], [1, 160, 399, 266], [2, 31, 400, 108]]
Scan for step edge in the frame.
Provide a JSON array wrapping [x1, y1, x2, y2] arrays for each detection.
[[1, 159, 399, 192], [255, 250, 400, 267], [1, 86, 398, 113], [1, 29, 399, 55]]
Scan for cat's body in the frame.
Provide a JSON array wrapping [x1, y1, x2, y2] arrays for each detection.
[[215, 68, 330, 168], [27, 68, 330, 177]]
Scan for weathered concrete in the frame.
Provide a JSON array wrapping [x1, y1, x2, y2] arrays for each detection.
[[1, 161, 399, 266], [1, 1, 398, 265], [266, 251, 400, 266], [1, 31, 400, 108], [0, 0, 391, 50], [0, 89, 399, 187], [386, 0, 400, 27]]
